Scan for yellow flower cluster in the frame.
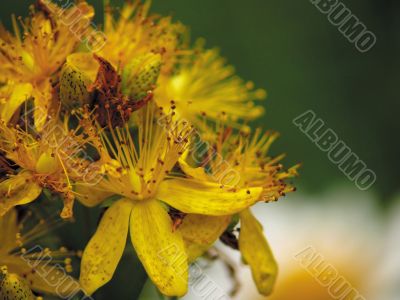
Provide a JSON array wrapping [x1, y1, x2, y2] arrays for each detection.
[[0, 0, 299, 298]]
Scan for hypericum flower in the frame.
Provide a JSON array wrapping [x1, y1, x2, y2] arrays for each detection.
[[0, 208, 79, 298], [0, 0, 94, 129], [0, 115, 91, 219], [177, 125, 299, 296], [94, 0, 188, 73], [76, 103, 264, 296], [155, 41, 266, 130]]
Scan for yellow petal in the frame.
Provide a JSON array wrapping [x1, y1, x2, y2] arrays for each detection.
[[74, 183, 114, 207], [178, 159, 210, 181], [0, 83, 32, 124], [180, 214, 231, 245], [0, 172, 42, 217], [80, 199, 133, 295], [32, 80, 53, 131], [239, 209, 278, 296], [0, 209, 18, 254], [130, 200, 188, 296], [157, 179, 263, 216], [6, 256, 80, 298], [184, 243, 210, 263], [179, 214, 231, 262], [35, 151, 59, 174]]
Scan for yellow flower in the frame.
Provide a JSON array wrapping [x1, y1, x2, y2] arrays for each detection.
[[155, 41, 266, 130], [177, 125, 299, 296], [77, 104, 264, 296], [0, 209, 79, 297], [0, 1, 94, 129], [94, 0, 187, 73], [0, 1, 300, 299], [0, 115, 92, 219]]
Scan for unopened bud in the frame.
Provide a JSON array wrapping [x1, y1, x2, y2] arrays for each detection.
[[0, 268, 35, 300], [122, 53, 162, 100], [59, 53, 98, 109]]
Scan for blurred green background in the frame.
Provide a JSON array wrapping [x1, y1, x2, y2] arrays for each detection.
[[2, 0, 398, 199], [1, 1, 399, 298]]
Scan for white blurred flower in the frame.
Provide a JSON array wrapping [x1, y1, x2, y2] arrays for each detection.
[[183, 185, 400, 300]]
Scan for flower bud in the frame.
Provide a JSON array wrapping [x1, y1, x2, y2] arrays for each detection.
[[59, 53, 98, 109], [122, 53, 162, 100], [0, 267, 35, 300]]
